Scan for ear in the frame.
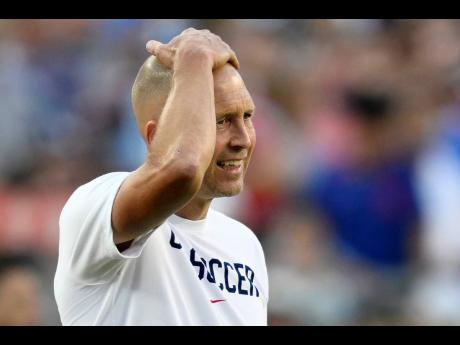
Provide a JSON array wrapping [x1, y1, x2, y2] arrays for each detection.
[[144, 120, 157, 145]]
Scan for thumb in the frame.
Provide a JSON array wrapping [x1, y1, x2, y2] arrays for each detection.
[[146, 40, 162, 55]]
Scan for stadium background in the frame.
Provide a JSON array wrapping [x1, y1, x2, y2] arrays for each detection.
[[1, 19, 460, 325]]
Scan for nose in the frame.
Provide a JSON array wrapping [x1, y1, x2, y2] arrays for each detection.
[[230, 119, 252, 150]]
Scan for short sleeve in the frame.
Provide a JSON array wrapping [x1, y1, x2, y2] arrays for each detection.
[[58, 172, 154, 284]]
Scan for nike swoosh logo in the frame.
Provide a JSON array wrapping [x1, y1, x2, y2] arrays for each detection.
[[210, 299, 226, 304]]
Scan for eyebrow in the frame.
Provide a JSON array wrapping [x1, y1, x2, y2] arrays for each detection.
[[217, 108, 256, 118]]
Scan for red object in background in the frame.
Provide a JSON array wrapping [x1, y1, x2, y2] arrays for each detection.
[[0, 187, 71, 254], [241, 188, 285, 237]]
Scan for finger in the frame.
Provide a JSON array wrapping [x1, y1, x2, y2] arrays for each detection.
[[228, 51, 240, 69], [155, 47, 176, 69], [181, 27, 197, 35], [146, 40, 162, 55], [229, 56, 240, 69], [221, 40, 239, 69]]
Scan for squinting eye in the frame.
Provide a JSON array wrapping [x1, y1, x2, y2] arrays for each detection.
[[244, 113, 253, 120], [217, 118, 227, 126]]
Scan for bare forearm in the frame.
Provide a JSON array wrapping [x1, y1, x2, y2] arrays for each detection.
[[112, 28, 237, 243], [112, 53, 217, 243], [149, 53, 216, 180]]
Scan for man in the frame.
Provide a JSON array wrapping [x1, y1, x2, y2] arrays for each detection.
[[54, 28, 268, 326]]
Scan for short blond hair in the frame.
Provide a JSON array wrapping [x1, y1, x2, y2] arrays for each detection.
[[131, 56, 173, 135]]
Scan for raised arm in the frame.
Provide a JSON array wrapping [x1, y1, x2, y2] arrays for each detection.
[[111, 28, 238, 244]]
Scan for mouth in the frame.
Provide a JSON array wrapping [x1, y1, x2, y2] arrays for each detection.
[[216, 159, 244, 174]]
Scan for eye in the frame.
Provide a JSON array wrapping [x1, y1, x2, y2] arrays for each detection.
[[217, 117, 229, 127], [244, 112, 253, 120]]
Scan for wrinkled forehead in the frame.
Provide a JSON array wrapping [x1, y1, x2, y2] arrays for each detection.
[[213, 65, 254, 115]]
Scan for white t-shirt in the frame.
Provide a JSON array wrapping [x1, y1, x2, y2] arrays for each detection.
[[54, 172, 269, 325]]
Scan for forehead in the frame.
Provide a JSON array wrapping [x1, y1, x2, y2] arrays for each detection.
[[214, 68, 254, 115]]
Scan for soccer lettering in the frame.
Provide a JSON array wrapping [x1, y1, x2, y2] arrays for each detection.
[[234, 263, 248, 295], [245, 265, 259, 297], [207, 258, 221, 284], [169, 230, 259, 297], [224, 262, 237, 293], [169, 230, 182, 249], [189, 248, 206, 280]]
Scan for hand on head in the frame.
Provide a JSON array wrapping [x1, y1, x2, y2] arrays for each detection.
[[146, 28, 239, 70]]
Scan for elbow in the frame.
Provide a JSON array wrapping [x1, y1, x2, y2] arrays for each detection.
[[169, 160, 204, 197], [175, 160, 201, 180]]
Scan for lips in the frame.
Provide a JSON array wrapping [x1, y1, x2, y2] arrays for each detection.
[[216, 159, 243, 169]]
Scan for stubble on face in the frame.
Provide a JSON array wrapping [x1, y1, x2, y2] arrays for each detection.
[[198, 65, 256, 200], [200, 162, 247, 198]]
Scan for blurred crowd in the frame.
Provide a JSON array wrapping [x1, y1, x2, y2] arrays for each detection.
[[1, 19, 460, 325]]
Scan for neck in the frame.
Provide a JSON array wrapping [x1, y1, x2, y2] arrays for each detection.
[[176, 196, 213, 220]]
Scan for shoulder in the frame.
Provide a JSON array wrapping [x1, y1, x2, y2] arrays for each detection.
[[208, 208, 249, 230], [69, 172, 129, 199], [209, 208, 262, 247], [75, 172, 131, 195], [61, 172, 130, 219]]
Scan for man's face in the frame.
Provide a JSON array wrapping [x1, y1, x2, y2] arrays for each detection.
[[199, 65, 256, 199]]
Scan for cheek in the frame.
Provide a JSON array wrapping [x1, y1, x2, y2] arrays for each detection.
[[248, 129, 256, 156], [207, 137, 225, 175], [213, 134, 227, 157]]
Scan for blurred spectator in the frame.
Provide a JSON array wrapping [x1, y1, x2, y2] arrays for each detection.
[[409, 62, 460, 325], [306, 87, 420, 269], [0, 253, 41, 325], [415, 63, 460, 269]]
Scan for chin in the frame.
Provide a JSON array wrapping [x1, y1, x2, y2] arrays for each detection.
[[209, 181, 244, 198], [214, 190, 240, 198]]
